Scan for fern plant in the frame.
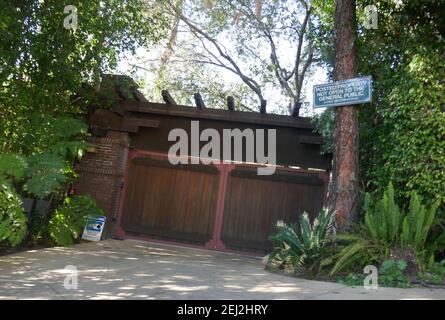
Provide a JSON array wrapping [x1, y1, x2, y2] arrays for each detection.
[[363, 182, 401, 246], [329, 183, 442, 276], [0, 154, 29, 247], [329, 184, 401, 275], [49, 195, 105, 246], [0, 153, 28, 181], [23, 153, 68, 199], [0, 181, 28, 247], [327, 229, 385, 276], [0, 114, 89, 248], [268, 208, 335, 276], [401, 193, 440, 269]]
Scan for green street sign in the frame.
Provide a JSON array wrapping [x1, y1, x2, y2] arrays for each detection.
[[313, 76, 372, 108]]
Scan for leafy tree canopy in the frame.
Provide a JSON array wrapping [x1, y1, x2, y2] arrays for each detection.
[[0, 0, 167, 155]]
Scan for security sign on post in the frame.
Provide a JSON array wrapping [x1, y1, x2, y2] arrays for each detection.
[[82, 216, 106, 241], [313, 76, 372, 108]]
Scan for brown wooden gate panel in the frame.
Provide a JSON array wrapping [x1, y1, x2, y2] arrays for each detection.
[[121, 156, 219, 244], [220, 166, 325, 252]]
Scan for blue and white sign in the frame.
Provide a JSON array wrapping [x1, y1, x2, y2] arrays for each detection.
[[313, 76, 372, 108], [82, 216, 106, 241]]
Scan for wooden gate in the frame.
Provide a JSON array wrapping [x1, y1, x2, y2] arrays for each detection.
[[120, 154, 219, 245], [221, 166, 326, 252], [117, 150, 328, 253], [79, 90, 332, 253]]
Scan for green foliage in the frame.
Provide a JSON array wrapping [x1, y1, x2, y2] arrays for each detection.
[[0, 114, 90, 199], [148, 0, 322, 114], [314, 1, 445, 212], [23, 153, 68, 199], [417, 260, 445, 285], [1, 0, 167, 155], [311, 108, 334, 154], [337, 273, 365, 287], [0, 0, 161, 247], [0, 182, 27, 247], [329, 184, 401, 275], [268, 208, 335, 276], [328, 232, 383, 276], [363, 182, 401, 246], [0, 153, 28, 181], [49, 195, 105, 246], [401, 193, 441, 261], [0, 150, 80, 200], [330, 183, 442, 275], [378, 259, 411, 288], [357, 0, 445, 210], [337, 260, 412, 288], [23, 115, 89, 159]]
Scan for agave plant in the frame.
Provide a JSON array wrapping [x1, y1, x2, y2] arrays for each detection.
[[268, 208, 335, 276]]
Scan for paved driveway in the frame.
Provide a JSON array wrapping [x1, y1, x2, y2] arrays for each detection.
[[0, 239, 444, 300]]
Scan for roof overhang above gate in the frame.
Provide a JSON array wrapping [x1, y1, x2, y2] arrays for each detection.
[[85, 75, 332, 170]]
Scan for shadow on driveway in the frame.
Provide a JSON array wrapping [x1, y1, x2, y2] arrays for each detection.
[[0, 239, 444, 300]]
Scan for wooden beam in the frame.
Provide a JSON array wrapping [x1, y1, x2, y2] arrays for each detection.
[[260, 100, 267, 114], [132, 89, 148, 102], [194, 93, 206, 108], [121, 118, 160, 133], [119, 101, 317, 129], [299, 135, 324, 145], [161, 90, 177, 105], [227, 96, 235, 111]]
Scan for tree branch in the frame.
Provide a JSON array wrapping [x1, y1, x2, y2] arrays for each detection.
[[165, 1, 266, 108]]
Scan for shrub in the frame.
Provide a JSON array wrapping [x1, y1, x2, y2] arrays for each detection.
[[49, 195, 104, 246], [0, 153, 28, 181], [338, 259, 412, 288], [401, 192, 441, 266], [337, 272, 366, 287], [0, 182, 28, 247], [329, 183, 441, 276], [23, 153, 69, 199], [267, 208, 335, 276], [359, 52, 445, 210], [378, 259, 411, 288], [417, 260, 445, 285], [363, 182, 401, 246]]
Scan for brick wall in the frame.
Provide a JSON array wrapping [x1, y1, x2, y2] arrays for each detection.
[[72, 131, 129, 237]]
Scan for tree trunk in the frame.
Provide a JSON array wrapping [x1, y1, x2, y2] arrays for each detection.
[[329, 0, 359, 230]]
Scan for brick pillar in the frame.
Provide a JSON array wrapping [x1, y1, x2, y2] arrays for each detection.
[[72, 131, 129, 238]]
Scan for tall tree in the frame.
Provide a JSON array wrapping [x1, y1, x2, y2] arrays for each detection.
[[0, 0, 167, 154], [330, 0, 359, 229], [141, 0, 321, 114]]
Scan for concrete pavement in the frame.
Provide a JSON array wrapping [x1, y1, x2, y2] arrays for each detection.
[[0, 239, 444, 300]]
